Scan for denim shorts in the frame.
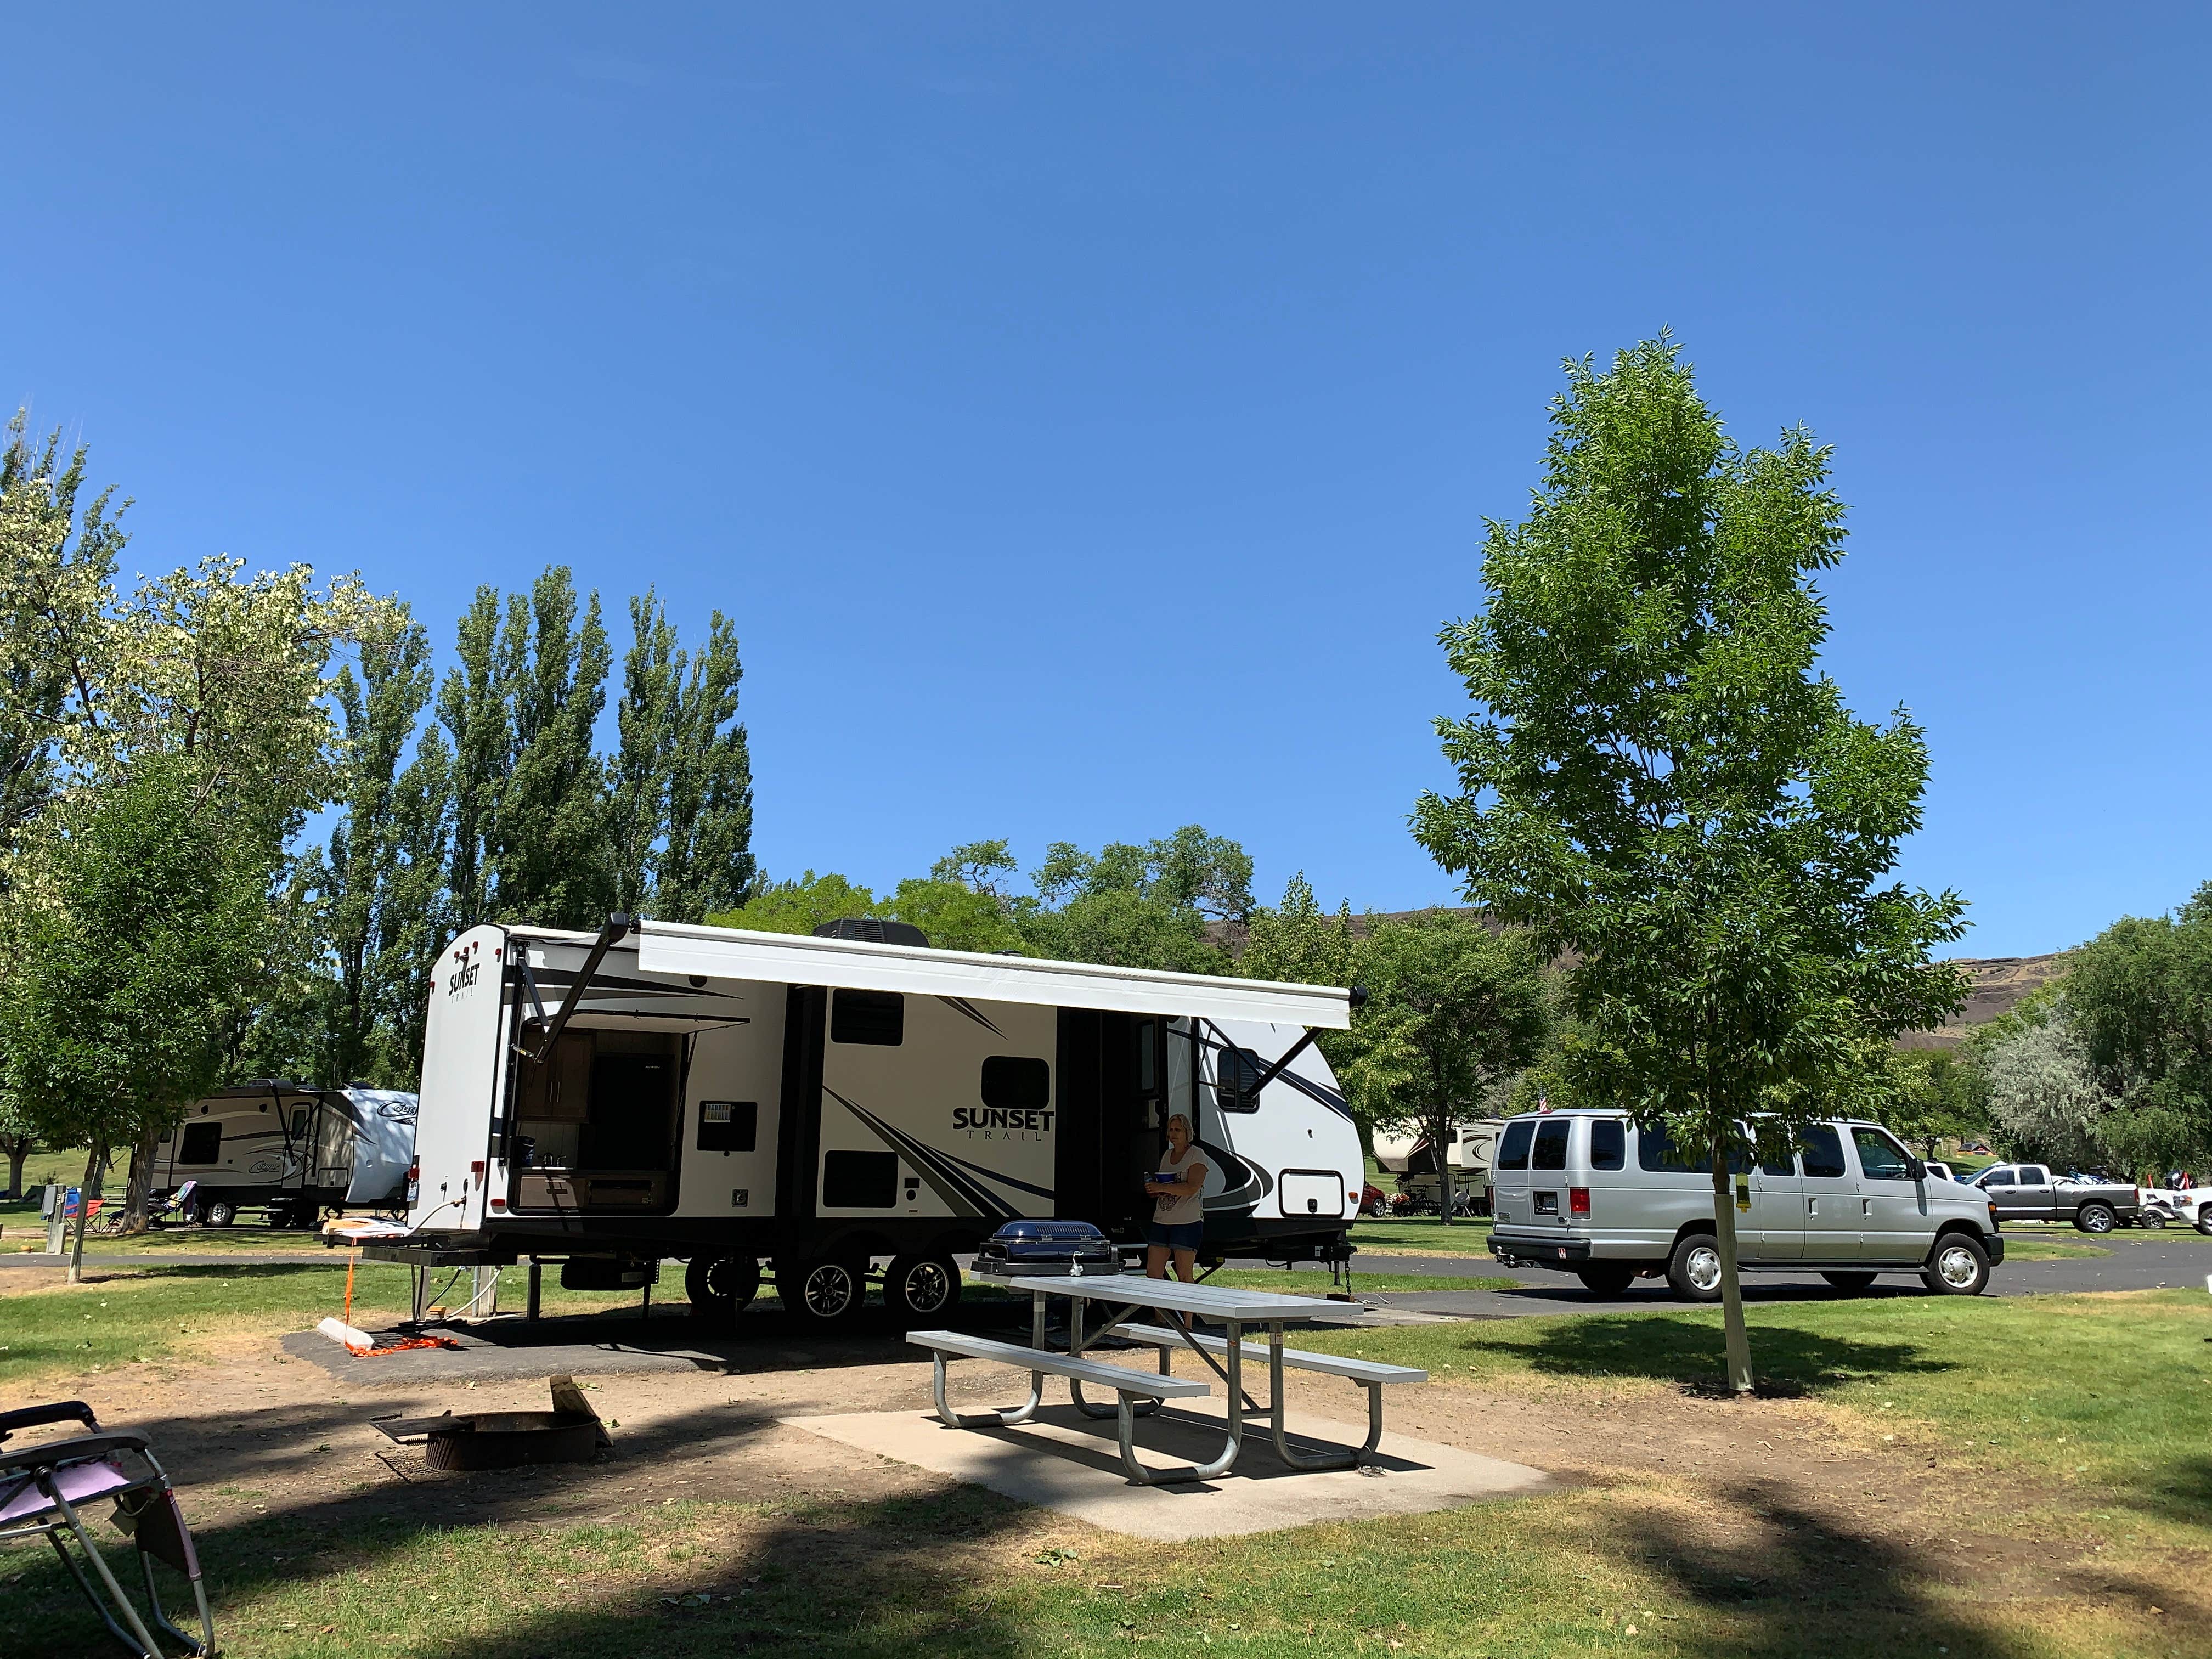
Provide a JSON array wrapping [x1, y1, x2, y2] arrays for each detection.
[[1146, 1220, 1205, 1250]]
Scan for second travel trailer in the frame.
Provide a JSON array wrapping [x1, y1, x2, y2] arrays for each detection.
[[150, 1084, 418, 1227], [393, 915, 1360, 1324]]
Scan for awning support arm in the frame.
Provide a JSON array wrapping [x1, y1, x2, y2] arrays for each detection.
[[1233, 985, 1363, 1099], [522, 913, 633, 1062]]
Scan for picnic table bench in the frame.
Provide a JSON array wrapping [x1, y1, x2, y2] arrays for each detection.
[[910, 1272, 1425, 1485]]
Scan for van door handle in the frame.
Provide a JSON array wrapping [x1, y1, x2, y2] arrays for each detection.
[[1807, 1198, 1817, 1214], [1861, 1198, 1872, 1217]]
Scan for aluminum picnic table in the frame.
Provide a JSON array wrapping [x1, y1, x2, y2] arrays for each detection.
[[979, 1269, 1358, 1482]]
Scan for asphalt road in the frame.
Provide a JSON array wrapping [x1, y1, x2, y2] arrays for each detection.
[[1254, 1228, 2212, 1319]]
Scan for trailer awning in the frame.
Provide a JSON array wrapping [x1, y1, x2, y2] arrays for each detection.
[[634, 919, 1352, 1029]]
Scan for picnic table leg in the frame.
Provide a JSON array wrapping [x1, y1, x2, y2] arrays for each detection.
[[1117, 1327, 1244, 1486], [930, 1348, 1042, 1429], [1068, 1296, 1161, 1420], [1265, 1321, 1363, 1471]]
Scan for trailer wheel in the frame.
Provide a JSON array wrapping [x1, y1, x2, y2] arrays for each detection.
[[886, 1252, 962, 1321], [685, 1254, 761, 1323], [779, 1256, 868, 1324], [203, 1200, 236, 1228]]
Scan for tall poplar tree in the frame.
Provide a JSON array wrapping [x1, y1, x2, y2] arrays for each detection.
[[1414, 337, 1967, 1391]]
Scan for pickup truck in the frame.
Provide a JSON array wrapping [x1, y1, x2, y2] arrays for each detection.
[[1967, 1163, 2139, 1233]]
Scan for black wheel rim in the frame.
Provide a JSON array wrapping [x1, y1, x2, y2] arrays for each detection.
[[804, 1265, 856, 1318], [902, 1261, 951, 1314]]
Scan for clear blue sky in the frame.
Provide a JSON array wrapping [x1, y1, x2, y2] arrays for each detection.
[[6, 6, 2206, 958]]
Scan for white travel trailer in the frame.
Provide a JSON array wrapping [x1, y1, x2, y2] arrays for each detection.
[[397, 915, 1359, 1326], [1373, 1119, 1506, 1212], [151, 1083, 417, 1228]]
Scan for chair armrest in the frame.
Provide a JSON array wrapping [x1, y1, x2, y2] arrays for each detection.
[[1, 1431, 154, 1470], [0, 1401, 99, 1443]]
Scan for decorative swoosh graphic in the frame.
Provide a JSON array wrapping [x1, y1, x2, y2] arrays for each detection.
[[1198, 1022, 1354, 1119], [935, 996, 1006, 1038], [823, 1088, 1024, 1221]]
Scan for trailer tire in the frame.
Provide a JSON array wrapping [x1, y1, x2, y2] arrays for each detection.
[[685, 1254, 761, 1323], [203, 1200, 236, 1228], [779, 1256, 868, 1325], [886, 1252, 962, 1321]]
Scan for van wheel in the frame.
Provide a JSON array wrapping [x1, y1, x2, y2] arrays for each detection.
[[887, 1253, 962, 1322], [779, 1257, 868, 1324], [1666, 1235, 1724, 1302], [1921, 1234, 1990, 1295], [1573, 1265, 1635, 1297], [2074, 1202, 2115, 1234], [1820, 1271, 1877, 1294], [685, 1254, 761, 1325], [203, 1200, 236, 1228]]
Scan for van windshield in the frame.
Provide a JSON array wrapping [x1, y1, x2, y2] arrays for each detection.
[[1498, 1119, 1534, 1171]]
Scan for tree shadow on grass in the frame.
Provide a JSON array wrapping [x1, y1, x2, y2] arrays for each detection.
[[2118, 1454, 2212, 1538], [1471, 1313, 1954, 1395], [1598, 1475, 2200, 1657]]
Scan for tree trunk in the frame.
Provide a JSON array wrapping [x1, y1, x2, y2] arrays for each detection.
[[1709, 1147, 1754, 1395], [122, 1124, 161, 1233], [1427, 1114, 1455, 1225], [3, 1134, 28, 1200], [67, 1141, 103, 1285]]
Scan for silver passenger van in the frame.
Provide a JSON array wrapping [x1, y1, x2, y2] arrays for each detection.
[[1486, 1109, 2004, 1300]]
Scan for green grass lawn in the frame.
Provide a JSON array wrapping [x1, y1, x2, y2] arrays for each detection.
[[10, 1281, 2208, 1657], [1345, 1216, 1496, 1257]]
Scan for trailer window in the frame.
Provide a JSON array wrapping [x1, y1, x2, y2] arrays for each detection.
[[832, 989, 904, 1046], [1590, 1120, 1626, 1170], [178, 1122, 221, 1164], [822, 1149, 898, 1209], [1215, 1047, 1265, 1113], [981, 1057, 1051, 1111], [1497, 1120, 1533, 1171]]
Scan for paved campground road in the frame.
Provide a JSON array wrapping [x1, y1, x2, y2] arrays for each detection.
[[1246, 1228, 2212, 1318]]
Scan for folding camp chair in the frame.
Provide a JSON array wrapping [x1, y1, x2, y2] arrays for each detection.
[[0, 1401, 215, 1656]]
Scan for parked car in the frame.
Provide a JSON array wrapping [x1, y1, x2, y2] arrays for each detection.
[[1966, 1164, 2139, 1233], [1486, 1111, 2003, 1300], [1357, 1180, 1389, 1218]]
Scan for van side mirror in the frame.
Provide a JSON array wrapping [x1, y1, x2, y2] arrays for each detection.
[[1905, 1157, 1927, 1181]]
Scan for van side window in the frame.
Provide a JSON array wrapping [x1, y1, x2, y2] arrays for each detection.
[[1531, 1119, 1570, 1171], [1589, 1120, 1625, 1170], [1498, 1120, 1534, 1171], [831, 989, 904, 1046], [1851, 1126, 1912, 1181], [1639, 1122, 1750, 1173], [1798, 1124, 1847, 1179]]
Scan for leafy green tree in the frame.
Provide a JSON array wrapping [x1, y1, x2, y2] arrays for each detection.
[[289, 606, 453, 1084], [613, 592, 755, 922], [709, 871, 881, 936], [1980, 1003, 2115, 1170], [1413, 338, 1967, 1389], [1238, 874, 1358, 990], [2062, 883, 2212, 1172], [1882, 1048, 1987, 1159], [1021, 827, 1250, 972], [0, 757, 272, 1278], [877, 877, 1027, 952], [1, 413, 127, 863], [1327, 912, 1549, 1221]]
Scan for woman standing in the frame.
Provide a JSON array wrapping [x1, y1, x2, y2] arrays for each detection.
[[1144, 1112, 1209, 1283]]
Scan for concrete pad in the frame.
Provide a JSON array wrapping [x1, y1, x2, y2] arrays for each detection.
[[785, 1402, 1550, 1541]]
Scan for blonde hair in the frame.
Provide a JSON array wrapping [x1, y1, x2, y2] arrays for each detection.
[[1166, 1113, 1193, 1135]]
